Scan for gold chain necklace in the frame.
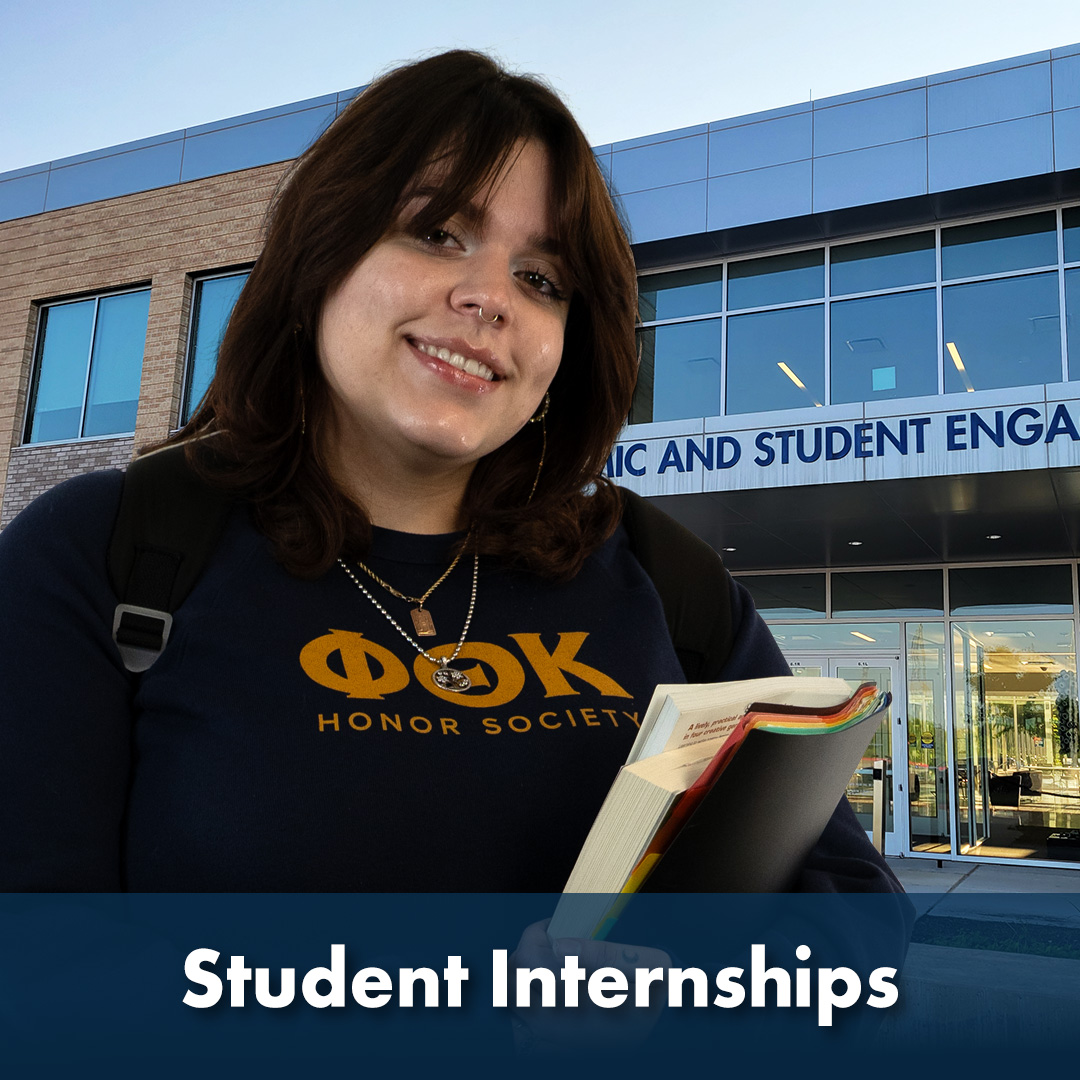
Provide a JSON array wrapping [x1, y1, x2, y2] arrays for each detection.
[[352, 532, 471, 638], [337, 552, 479, 692]]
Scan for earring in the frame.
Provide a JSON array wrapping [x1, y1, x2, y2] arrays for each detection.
[[528, 392, 550, 424], [526, 393, 549, 504]]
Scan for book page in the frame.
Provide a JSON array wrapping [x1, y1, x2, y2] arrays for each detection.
[[628, 735, 726, 788], [626, 676, 853, 764]]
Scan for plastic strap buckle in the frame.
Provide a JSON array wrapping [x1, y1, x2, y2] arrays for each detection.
[[112, 604, 173, 673]]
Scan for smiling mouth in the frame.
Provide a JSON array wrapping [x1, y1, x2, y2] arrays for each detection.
[[414, 341, 497, 382]]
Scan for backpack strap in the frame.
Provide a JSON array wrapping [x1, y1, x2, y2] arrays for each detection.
[[105, 454, 732, 679], [620, 489, 735, 683], [107, 443, 234, 672]]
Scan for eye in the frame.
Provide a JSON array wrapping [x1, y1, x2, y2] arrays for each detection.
[[418, 226, 461, 249], [519, 269, 565, 301]]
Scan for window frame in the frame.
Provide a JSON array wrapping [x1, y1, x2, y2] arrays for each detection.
[[22, 284, 151, 446], [179, 268, 252, 427], [632, 203, 1080, 424]]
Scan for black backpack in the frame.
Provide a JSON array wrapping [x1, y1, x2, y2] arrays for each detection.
[[108, 444, 734, 680]]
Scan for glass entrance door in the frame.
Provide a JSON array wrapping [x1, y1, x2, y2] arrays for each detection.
[[905, 624, 950, 855], [953, 627, 992, 853], [951, 620, 1079, 861], [789, 656, 904, 854]]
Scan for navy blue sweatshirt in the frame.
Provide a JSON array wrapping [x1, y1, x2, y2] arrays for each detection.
[[0, 471, 901, 894]]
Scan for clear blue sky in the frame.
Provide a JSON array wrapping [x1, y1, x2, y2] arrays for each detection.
[[4, 0, 1080, 175]]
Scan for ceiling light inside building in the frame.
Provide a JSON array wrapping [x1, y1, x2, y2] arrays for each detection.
[[777, 361, 823, 406], [777, 361, 806, 389], [946, 342, 975, 393]]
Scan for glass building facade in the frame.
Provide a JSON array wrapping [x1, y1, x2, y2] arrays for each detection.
[[735, 563, 1080, 864], [634, 206, 1080, 424], [618, 104, 1080, 871], [624, 203, 1080, 869]]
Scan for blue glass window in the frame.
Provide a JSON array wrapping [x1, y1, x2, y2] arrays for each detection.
[[25, 290, 149, 444], [942, 273, 1061, 393], [183, 272, 250, 423], [830, 232, 935, 295], [633, 319, 722, 423], [83, 291, 150, 437], [735, 574, 826, 618], [1068, 268, 1080, 381], [1066, 206, 1080, 265], [638, 266, 723, 323], [949, 565, 1072, 615], [726, 305, 824, 414], [728, 249, 823, 310], [941, 212, 1057, 279], [830, 290, 937, 403], [631, 329, 654, 425], [833, 570, 944, 617], [26, 300, 95, 442]]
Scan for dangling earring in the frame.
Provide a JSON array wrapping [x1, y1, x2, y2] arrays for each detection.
[[528, 392, 550, 425], [526, 392, 550, 504]]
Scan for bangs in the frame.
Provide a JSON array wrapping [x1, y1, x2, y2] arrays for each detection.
[[395, 134, 523, 237], [390, 115, 589, 295]]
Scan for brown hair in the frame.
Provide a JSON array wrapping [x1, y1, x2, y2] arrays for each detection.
[[172, 50, 639, 580]]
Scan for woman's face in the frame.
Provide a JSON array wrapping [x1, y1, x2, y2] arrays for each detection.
[[317, 140, 569, 485]]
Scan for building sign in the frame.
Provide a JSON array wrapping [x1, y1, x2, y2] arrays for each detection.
[[608, 395, 1080, 496]]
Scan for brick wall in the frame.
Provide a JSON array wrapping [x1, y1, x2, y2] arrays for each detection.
[[0, 437, 135, 529], [0, 160, 291, 527]]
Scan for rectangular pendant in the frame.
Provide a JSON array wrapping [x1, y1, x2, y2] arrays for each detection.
[[411, 608, 436, 637]]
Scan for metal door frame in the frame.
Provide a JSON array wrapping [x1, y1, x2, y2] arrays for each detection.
[[787, 653, 907, 855]]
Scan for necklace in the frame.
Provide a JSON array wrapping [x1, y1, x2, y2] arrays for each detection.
[[352, 534, 470, 638], [337, 551, 479, 692]]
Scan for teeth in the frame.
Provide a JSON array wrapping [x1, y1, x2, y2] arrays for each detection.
[[416, 342, 495, 382]]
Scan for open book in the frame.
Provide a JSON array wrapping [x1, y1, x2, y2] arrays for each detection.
[[548, 676, 890, 939]]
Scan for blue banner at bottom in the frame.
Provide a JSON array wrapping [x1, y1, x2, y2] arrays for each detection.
[[1, 891, 1075, 1075]]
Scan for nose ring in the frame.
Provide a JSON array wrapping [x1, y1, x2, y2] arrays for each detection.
[[477, 307, 501, 324]]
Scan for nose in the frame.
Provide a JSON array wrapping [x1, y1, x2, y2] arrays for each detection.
[[449, 249, 513, 326]]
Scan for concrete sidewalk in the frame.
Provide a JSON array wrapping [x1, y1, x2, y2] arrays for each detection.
[[886, 855, 1080, 924], [887, 855, 1080, 894], [878, 857, 1080, 1048]]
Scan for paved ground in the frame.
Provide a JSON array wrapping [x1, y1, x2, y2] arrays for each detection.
[[877, 857, 1080, 1052], [885, 851, 1080, 902], [886, 855, 1080, 923], [887, 855, 1080, 893]]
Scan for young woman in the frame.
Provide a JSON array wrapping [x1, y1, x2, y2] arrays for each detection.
[[0, 51, 901, 895]]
